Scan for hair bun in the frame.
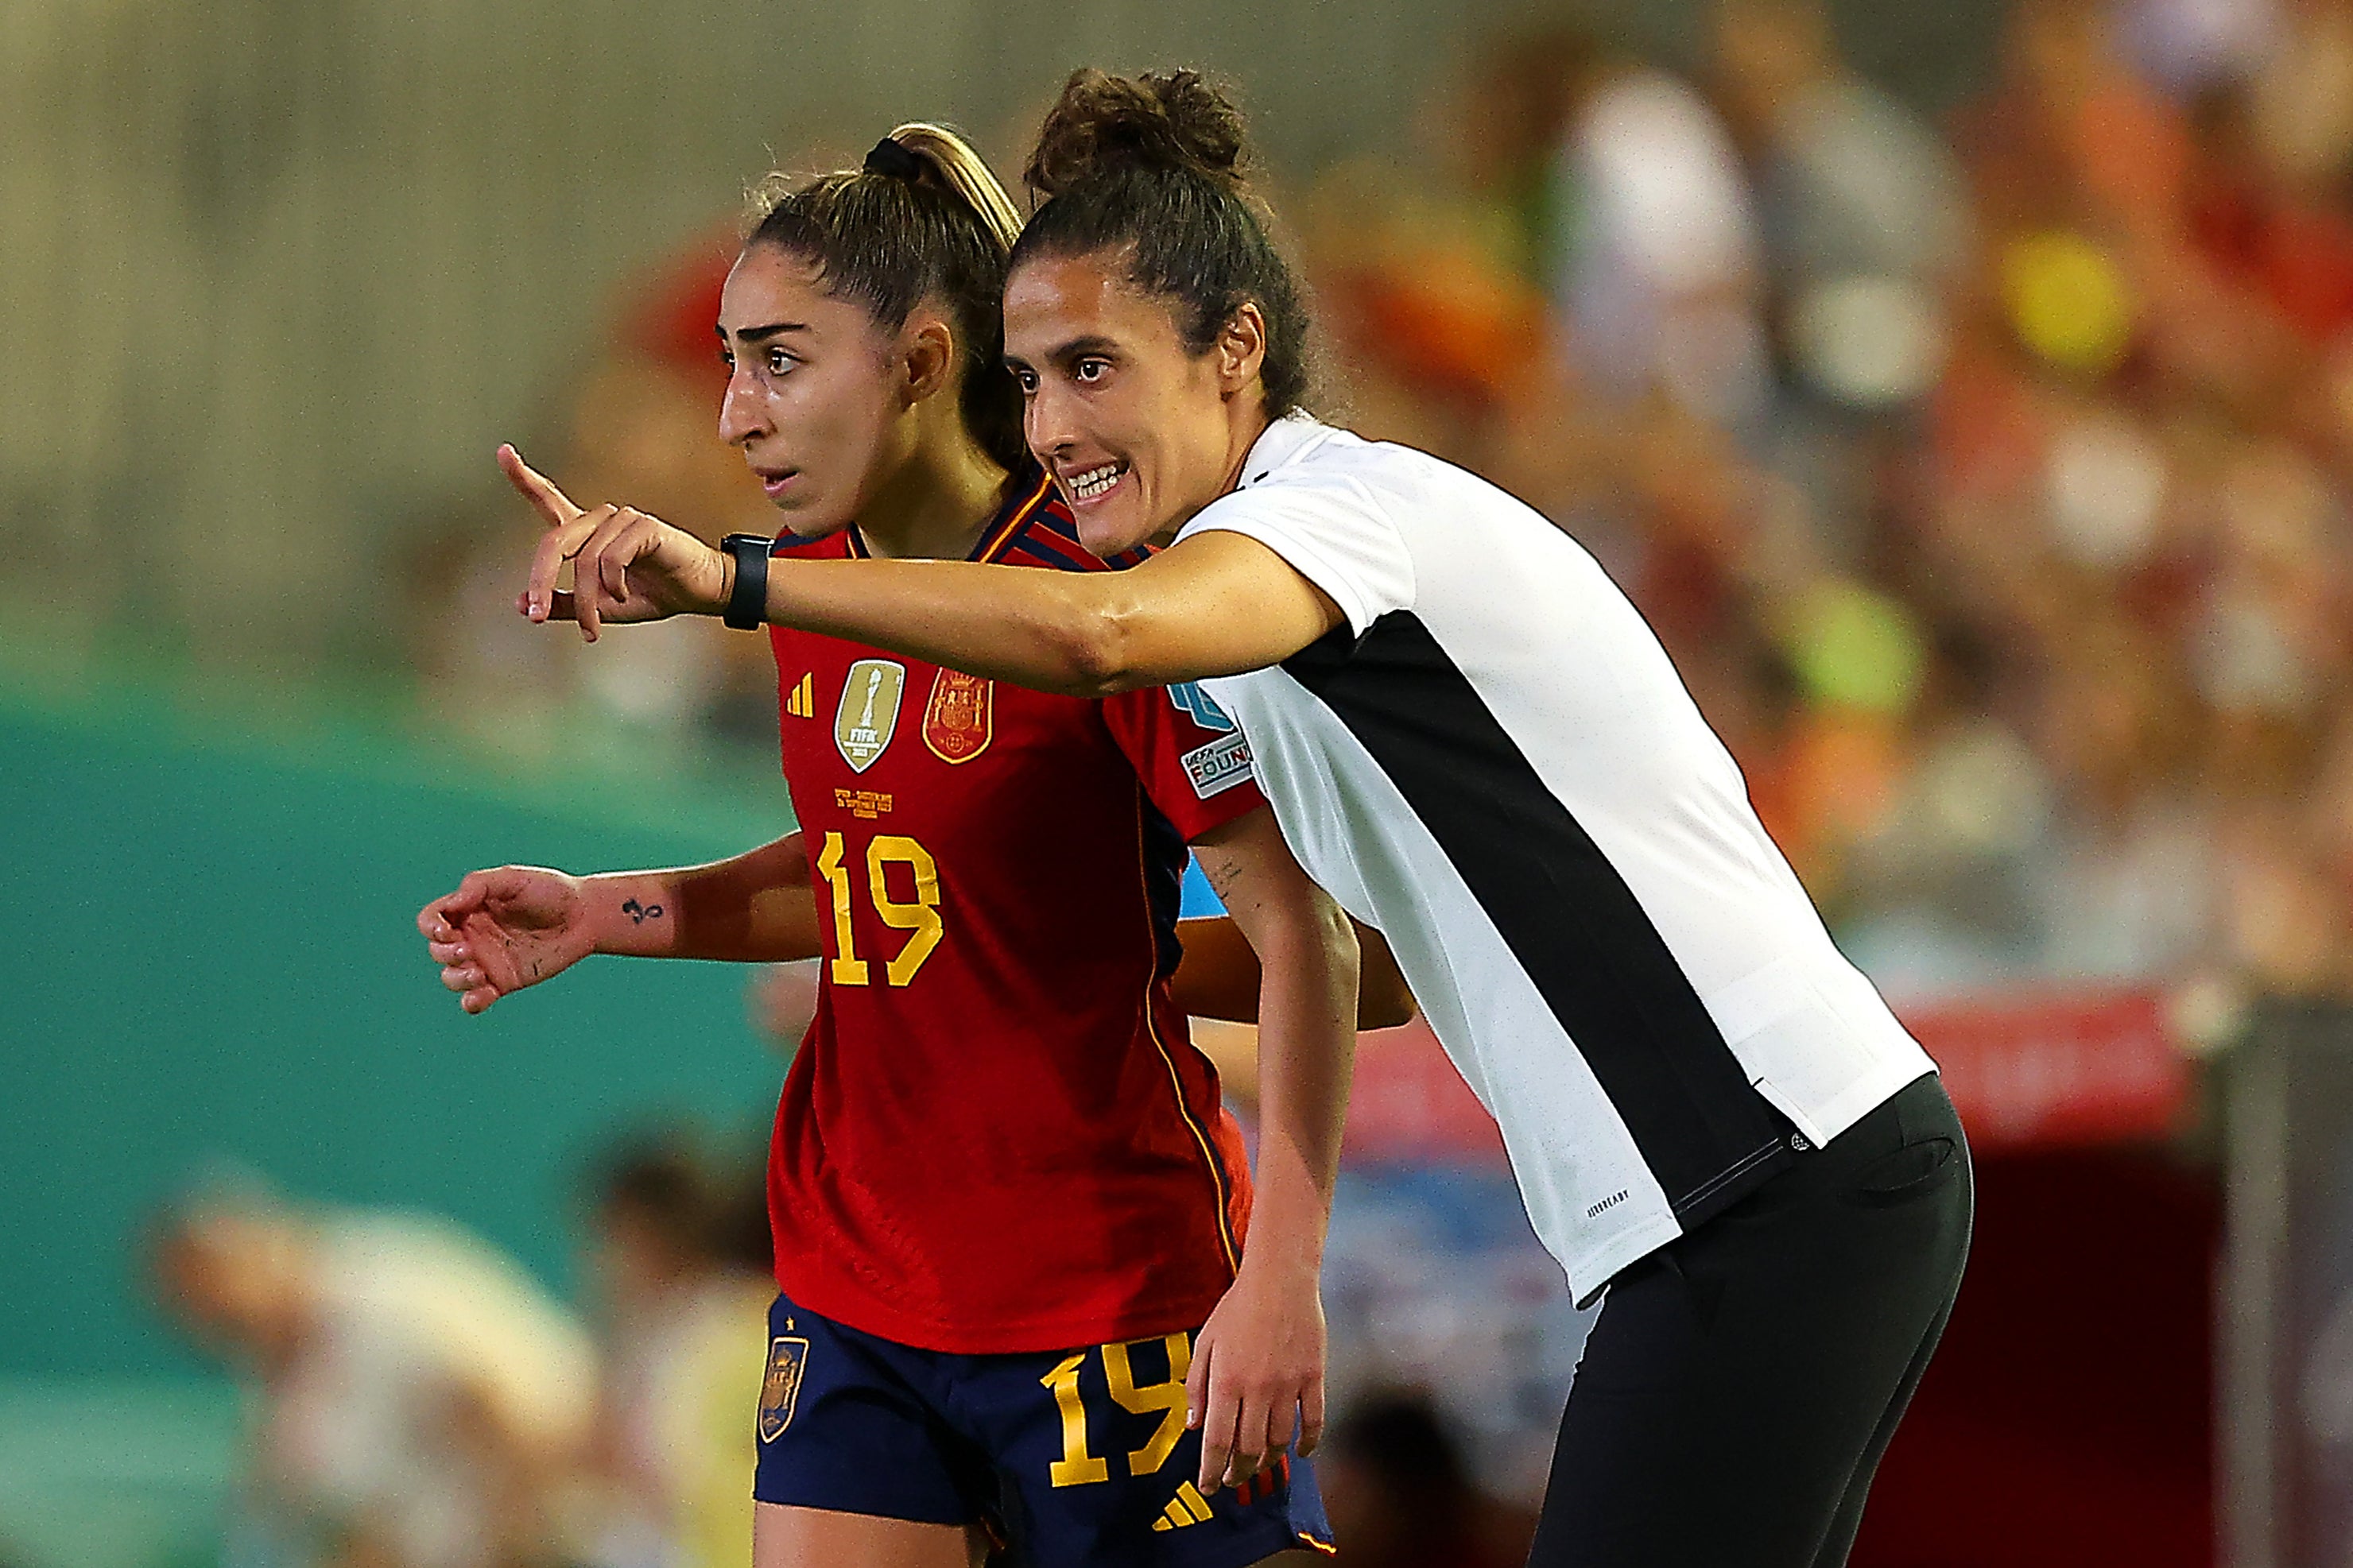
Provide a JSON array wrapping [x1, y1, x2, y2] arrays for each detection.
[[1025, 69, 1247, 198]]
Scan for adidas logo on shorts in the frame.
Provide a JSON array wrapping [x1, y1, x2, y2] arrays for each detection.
[[1151, 1481, 1216, 1531]]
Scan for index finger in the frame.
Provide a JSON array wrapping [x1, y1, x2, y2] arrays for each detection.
[[526, 505, 613, 624], [421, 863, 510, 933], [498, 444, 583, 528], [419, 884, 485, 939]]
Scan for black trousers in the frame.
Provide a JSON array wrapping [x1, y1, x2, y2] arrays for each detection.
[[1527, 1072, 1972, 1567]]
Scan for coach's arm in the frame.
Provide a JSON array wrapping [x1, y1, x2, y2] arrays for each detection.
[[1180, 804, 1356, 1494]]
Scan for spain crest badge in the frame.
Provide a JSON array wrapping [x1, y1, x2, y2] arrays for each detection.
[[922, 668, 994, 765], [757, 1334, 809, 1443]]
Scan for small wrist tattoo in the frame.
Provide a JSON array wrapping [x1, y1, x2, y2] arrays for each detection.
[[621, 897, 665, 924]]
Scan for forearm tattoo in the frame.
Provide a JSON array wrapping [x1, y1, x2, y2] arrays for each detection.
[[620, 897, 665, 924]]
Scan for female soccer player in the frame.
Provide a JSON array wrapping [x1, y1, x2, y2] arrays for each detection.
[[428, 125, 1347, 1568], [524, 79, 1975, 1567]]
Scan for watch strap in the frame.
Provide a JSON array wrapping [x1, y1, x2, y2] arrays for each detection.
[[720, 534, 773, 630]]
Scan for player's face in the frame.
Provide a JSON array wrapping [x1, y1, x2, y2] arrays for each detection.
[[1004, 253, 1244, 556], [717, 243, 918, 540]]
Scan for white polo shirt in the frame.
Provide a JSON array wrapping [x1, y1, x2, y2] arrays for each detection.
[[1176, 413, 1936, 1303]]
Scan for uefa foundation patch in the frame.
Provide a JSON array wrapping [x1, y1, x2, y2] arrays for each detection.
[[1180, 732, 1254, 798]]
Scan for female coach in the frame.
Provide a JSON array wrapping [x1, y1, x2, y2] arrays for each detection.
[[521, 72, 1972, 1567]]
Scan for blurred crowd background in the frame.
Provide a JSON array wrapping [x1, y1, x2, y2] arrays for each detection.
[[476, 0, 2353, 1010], [12, 0, 2353, 1563]]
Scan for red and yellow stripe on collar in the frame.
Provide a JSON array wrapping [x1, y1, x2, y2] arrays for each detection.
[[974, 468, 1055, 563], [843, 467, 1054, 563]]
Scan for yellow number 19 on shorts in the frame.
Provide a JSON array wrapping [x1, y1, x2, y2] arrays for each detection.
[[1041, 1332, 1193, 1487]]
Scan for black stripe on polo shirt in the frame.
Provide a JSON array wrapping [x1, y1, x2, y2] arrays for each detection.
[[1281, 611, 1793, 1222]]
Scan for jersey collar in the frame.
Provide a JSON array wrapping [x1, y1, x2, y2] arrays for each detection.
[[1235, 410, 1336, 490], [844, 466, 1056, 563]]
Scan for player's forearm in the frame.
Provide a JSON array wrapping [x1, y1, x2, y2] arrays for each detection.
[[583, 833, 819, 962]]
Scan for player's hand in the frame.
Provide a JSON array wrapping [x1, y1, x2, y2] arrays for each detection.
[[500, 443, 731, 640], [417, 865, 595, 1014], [1186, 1254, 1327, 1493]]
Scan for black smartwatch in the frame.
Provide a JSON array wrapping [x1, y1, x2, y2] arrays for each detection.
[[719, 534, 773, 630]]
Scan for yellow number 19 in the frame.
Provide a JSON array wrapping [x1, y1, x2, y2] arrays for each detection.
[[813, 831, 944, 987], [1040, 1334, 1193, 1488]]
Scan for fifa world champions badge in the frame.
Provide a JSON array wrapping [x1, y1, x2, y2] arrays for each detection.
[[923, 669, 994, 765], [834, 659, 906, 773], [758, 1335, 810, 1443]]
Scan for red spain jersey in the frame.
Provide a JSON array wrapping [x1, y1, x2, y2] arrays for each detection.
[[764, 470, 1267, 1354]]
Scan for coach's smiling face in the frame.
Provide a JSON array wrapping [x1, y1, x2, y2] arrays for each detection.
[[716, 242, 926, 541], [1004, 251, 1271, 557]]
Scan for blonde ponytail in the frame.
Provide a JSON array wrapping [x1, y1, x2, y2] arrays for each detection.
[[886, 123, 1024, 254]]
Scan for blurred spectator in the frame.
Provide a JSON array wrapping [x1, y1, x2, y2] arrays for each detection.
[[149, 1191, 594, 1568], [1553, 55, 1771, 432], [404, 1, 2353, 1005], [1715, 0, 1967, 420], [1316, 1390, 1534, 1568], [1283, 0, 2353, 1005], [412, 235, 783, 767], [577, 1132, 770, 1568]]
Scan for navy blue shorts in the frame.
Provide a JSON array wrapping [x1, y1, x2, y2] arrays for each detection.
[[753, 1293, 1332, 1566]]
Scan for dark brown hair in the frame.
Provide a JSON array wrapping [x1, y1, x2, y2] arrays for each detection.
[[745, 124, 1027, 471], [1015, 70, 1314, 418]]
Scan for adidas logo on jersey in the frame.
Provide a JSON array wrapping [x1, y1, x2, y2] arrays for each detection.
[[1150, 1481, 1217, 1531], [785, 673, 816, 719]]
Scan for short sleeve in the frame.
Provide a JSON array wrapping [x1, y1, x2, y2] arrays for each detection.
[[1100, 681, 1267, 843], [1174, 468, 1415, 637]]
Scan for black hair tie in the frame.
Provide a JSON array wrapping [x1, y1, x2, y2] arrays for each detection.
[[864, 137, 925, 182]]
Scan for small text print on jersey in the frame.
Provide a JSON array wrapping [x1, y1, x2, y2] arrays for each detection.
[[1168, 682, 1236, 732], [834, 788, 893, 820], [758, 1334, 809, 1442], [835, 660, 906, 773], [1180, 733, 1254, 799]]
